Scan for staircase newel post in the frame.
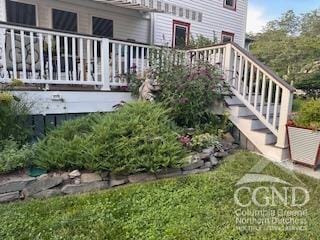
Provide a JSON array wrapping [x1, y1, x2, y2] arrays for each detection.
[[276, 88, 293, 148], [101, 38, 111, 91], [223, 43, 234, 85]]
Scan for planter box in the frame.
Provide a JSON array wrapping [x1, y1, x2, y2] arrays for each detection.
[[287, 126, 320, 169]]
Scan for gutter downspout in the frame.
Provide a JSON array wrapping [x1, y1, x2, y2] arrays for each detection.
[[150, 12, 155, 45]]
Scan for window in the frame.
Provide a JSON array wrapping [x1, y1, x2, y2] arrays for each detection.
[[221, 31, 234, 43], [6, 0, 36, 26], [52, 9, 78, 32], [223, 0, 236, 10], [172, 20, 190, 49], [92, 17, 113, 38]]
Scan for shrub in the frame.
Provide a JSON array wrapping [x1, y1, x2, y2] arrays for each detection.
[[0, 91, 31, 144], [32, 102, 187, 174], [191, 133, 221, 152], [294, 99, 320, 130], [0, 139, 32, 174], [156, 63, 228, 128]]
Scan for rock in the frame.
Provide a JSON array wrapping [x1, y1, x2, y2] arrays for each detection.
[[202, 147, 215, 155], [100, 172, 110, 181], [61, 181, 109, 195], [33, 189, 63, 199], [182, 159, 204, 171], [128, 173, 156, 183], [183, 168, 211, 175], [214, 151, 228, 158], [80, 173, 102, 183], [69, 170, 81, 179], [197, 152, 211, 161], [223, 133, 235, 144], [156, 168, 182, 179], [60, 173, 70, 181], [74, 178, 81, 185], [23, 176, 63, 197], [110, 177, 128, 187], [202, 161, 213, 169], [37, 174, 49, 180], [0, 191, 21, 203], [0, 177, 35, 194], [210, 156, 219, 166]]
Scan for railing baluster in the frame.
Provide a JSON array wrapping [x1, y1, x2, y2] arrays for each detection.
[[248, 63, 254, 103], [72, 37, 77, 81], [94, 40, 98, 83], [124, 45, 128, 74], [30, 32, 36, 80], [260, 74, 266, 114], [130, 45, 133, 73], [237, 55, 243, 92], [141, 47, 145, 76], [118, 43, 122, 77], [48, 34, 53, 81], [86, 39, 91, 81], [63, 36, 69, 80], [20, 31, 27, 80], [254, 69, 260, 109], [266, 79, 273, 122], [273, 85, 280, 128], [242, 60, 248, 97], [79, 38, 84, 82], [39, 33, 44, 80], [56, 35, 61, 81], [232, 51, 237, 88], [112, 43, 116, 82]]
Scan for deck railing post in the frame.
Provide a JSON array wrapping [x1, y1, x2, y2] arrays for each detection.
[[101, 38, 111, 91], [223, 43, 234, 84], [276, 88, 293, 148]]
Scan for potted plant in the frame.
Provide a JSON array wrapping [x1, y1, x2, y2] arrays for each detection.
[[287, 100, 320, 169]]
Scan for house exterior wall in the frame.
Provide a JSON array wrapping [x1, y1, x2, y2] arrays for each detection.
[[2, 0, 151, 43], [153, 0, 248, 47]]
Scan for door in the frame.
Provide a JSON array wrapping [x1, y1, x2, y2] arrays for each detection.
[[172, 20, 190, 49]]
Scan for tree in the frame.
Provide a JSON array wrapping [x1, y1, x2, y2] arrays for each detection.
[[250, 9, 320, 96]]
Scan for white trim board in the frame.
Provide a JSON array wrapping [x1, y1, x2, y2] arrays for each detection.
[[12, 91, 134, 115]]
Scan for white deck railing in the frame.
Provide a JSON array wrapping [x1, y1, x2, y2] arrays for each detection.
[[0, 22, 186, 90]]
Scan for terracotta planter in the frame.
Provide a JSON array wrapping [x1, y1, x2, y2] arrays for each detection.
[[287, 126, 320, 169]]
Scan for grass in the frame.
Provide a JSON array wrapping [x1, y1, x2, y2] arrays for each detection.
[[1, 151, 320, 240]]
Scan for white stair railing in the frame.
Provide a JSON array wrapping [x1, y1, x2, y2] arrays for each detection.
[[224, 43, 295, 149]]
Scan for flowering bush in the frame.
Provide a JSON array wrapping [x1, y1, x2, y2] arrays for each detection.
[[190, 133, 221, 152], [156, 63, 229, 128]]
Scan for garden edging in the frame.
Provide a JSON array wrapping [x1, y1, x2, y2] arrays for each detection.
[[0, 143, 238, 203]]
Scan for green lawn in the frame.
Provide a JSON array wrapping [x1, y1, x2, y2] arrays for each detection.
[[1, 152, 319, 240]]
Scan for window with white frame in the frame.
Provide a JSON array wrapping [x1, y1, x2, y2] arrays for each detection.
[[224, 0, 236, 10]]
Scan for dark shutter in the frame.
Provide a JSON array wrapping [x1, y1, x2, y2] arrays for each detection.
[[52, 9, 78, 32], [6, 0, 36, 26], [92, 17, 113, 38]]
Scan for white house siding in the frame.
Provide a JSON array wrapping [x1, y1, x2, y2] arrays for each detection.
[[4, 0, 151, 43], [153, 0, 248, 47]]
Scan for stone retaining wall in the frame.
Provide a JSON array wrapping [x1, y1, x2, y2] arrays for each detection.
[[0, 142, 238, 203]]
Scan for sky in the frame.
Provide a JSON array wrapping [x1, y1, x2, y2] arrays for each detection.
[[247, 0, 320, 33]]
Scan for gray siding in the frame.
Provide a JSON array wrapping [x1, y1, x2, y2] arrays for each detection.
[[153, 0, 248, 47], [4, 0, 150, 43]]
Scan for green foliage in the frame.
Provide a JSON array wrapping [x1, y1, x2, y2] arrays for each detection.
[[0, 139, 32, 174], [294, 99, 320, 130], [191, 133, 220, 152], [0, 91, 31, 144], [156, 63, 227, 128], [32, 102, 187, 173], [1, 152, 319, 239], [250, 9, 320, 97], [188, 35, 217, 49]]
